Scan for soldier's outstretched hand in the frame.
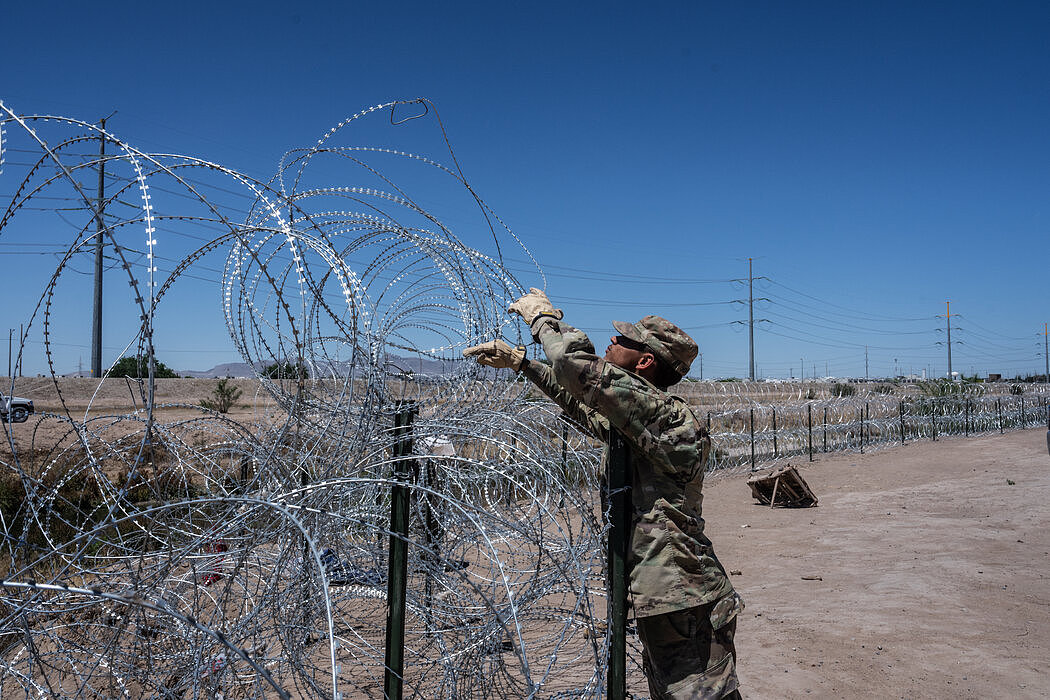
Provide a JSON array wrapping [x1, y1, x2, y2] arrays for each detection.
[[463, 340, 526, 371], [508, 287, 563, 327]]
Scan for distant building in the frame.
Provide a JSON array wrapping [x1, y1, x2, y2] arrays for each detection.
[[987, 373, 1002, 382]]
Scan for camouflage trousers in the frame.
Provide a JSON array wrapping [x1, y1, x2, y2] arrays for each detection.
[[636, 594, 743, 699]]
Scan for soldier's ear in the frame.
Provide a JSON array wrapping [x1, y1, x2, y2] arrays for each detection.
[[636, 353, 656, 372]]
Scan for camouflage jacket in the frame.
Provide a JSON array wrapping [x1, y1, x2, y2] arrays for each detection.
[[522, 318, 736, 617]]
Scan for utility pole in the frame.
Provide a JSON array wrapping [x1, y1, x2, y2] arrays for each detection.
[[748, 258, 755, 381], [90, 115, 110, 378], [732, 258, 768, 381], [935, 301, 958, 380], [698, 352, 703, 381], [946, 302, 952, 379], [1042, 322, 1049, 382], [7, 329, 11, 378], [865, 346, 869, 381]]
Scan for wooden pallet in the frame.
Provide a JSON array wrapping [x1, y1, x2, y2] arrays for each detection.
[[746, 464, 818, 507]]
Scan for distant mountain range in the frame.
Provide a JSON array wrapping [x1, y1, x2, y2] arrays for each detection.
[[179, 362, 258, 378], [179, 354, 461, 378]]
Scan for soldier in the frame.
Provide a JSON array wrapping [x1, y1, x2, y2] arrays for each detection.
[[464, 288, 743, 699]]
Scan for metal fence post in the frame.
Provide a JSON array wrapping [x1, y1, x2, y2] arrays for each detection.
[[997, 398, 1003, 434], [1020, 397, 1025, 427], [772, 407, 778, 459], [823, 406, 828, 453], [900, 400, 906, 444], [964, 399, 969, 436], [859, 405, 865, 453], [384, 401, 417, 700], [749, 407, 756, 470], [931, 399, 937, 441], [807, 404, 813, 462], [607, 429, 630, 700]]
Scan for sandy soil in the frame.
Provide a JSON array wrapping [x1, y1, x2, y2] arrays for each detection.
[[702, 427, 1050, 700], [5, 378, 1049, 698]]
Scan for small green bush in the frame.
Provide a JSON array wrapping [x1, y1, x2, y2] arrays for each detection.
[[830, 382, 856, 397], [262, 361, 308, 379], [918, 379, 965, 397], [200, 378, 242, 413]]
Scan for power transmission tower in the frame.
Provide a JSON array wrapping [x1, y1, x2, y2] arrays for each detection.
[[935, 301, 959, 379], [90, 115, 111, 378], [732, 258, 769, 381], [748, 258, 755, 380]]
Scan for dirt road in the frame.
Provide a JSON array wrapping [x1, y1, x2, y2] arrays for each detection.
[[700, 428, 1049, 699]]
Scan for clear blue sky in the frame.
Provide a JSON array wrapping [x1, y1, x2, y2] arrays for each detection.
[[2, 1, 1048, 379]]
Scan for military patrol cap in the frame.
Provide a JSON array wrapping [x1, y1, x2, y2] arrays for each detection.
[[612, 315, 698, 379]]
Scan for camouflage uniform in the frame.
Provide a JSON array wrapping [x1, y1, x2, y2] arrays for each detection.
[[522, 315, 743, 699]]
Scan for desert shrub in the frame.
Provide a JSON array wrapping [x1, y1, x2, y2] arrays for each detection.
[[200, 378, 242, 413], [262, 361, 308, 379], [0, 464, 108, 561], [918, 379, 966, 397], [872, 383, 896, 394], [830, 382, 856, 397]]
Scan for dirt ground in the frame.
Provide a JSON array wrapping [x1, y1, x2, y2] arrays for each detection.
[[702, 427, 1050, 700], [5, 378, 1049, 698]]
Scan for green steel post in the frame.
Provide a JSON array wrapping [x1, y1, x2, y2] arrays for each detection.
[[932, 399, 937, 441], [772, 407, 778, 459], [607, 429, 630, 700], [807, 404, 813, 462], [823, 406, 828, 452], [749, 408, 756, 470], [900, 401, 906, 444], [859, 405, 864, 453], [384, 402, 416, 700]]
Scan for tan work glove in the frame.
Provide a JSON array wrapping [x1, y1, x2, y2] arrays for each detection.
[[462, 340, 527, 371], [508, 288, 563, 330]]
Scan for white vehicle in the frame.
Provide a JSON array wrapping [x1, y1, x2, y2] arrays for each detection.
[[1, 394, 34, 423]]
